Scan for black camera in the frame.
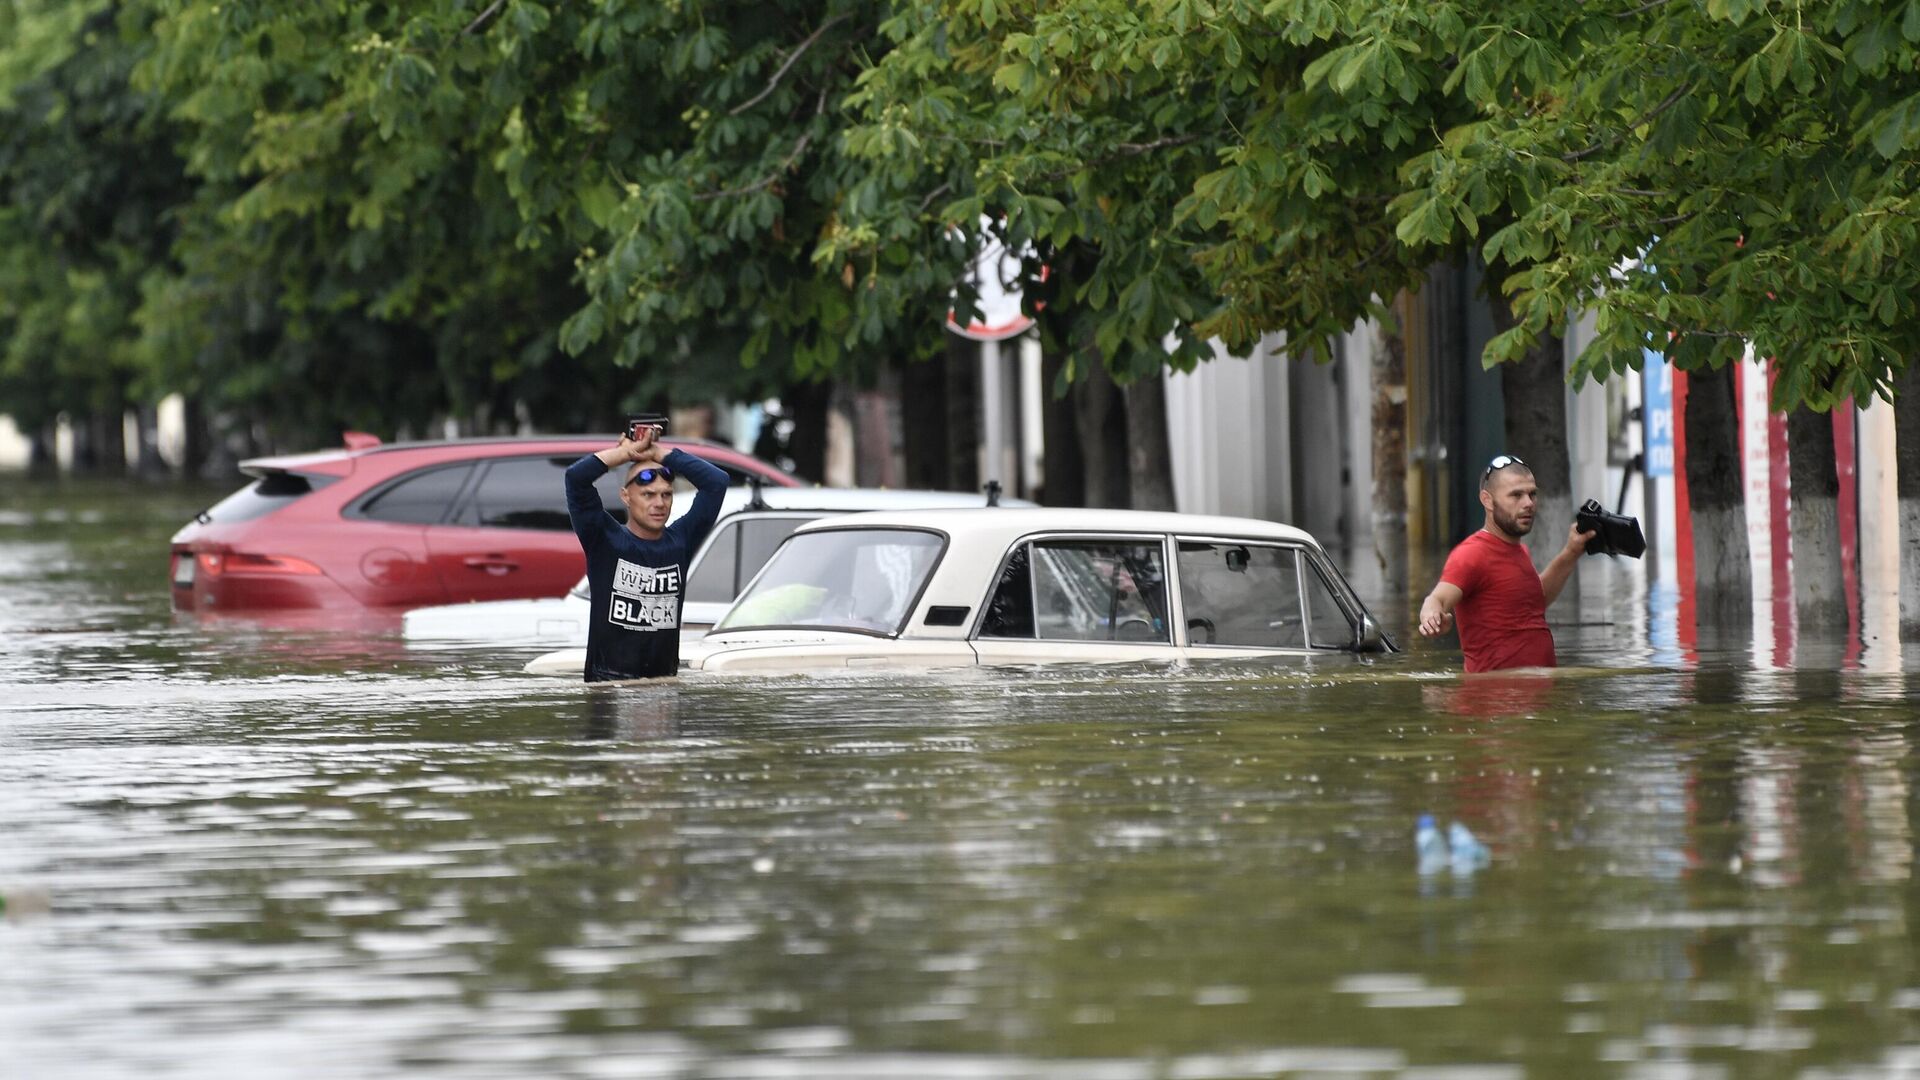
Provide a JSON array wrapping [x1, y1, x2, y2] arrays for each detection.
[[1576, 499, 1646, 559], [625, 414, 669, 441]]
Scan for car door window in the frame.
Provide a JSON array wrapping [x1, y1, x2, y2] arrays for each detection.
[[465, 457, 575, 531], [685, 522, 741, 604], [1176, 542, 1305, 649], [358, 465, 472, 525], [1303, 558, 1356, 650], [1027, 540, 1168, 643], [737, 516, 809, 584]]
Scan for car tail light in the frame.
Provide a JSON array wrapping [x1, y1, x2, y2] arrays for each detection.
[[197, 552, 224, 576], [222, 553, 324, 576]]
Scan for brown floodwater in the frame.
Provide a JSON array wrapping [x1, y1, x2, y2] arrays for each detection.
[[3, 478, 1917, 1079]]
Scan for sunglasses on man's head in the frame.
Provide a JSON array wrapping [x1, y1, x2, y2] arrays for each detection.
[[1483, 454, 1527, 479], [627, 466, 674, 488]]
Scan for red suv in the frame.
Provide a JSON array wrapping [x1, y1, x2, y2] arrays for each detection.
[[169, 435, 799, 612]]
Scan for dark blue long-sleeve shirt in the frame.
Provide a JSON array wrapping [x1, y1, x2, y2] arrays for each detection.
[[565, 448, 729, 681]]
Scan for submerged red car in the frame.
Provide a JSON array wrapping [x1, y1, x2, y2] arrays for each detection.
[[169, 435, 799, 612]]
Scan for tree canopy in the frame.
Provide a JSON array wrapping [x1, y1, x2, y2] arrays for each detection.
[[3, 0, 1916, 458]]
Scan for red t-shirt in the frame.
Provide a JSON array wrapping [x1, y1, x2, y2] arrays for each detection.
[[1439, 530, 1556, 673]]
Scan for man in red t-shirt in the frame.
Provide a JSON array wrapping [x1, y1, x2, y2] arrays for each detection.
[[1417, 455, 1594, 672]]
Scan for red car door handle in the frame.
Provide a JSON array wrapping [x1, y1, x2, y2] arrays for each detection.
[[463, 555, 519, 575]]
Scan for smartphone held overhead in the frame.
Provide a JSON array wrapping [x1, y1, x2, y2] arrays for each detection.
[[626, 414, 669, 441]]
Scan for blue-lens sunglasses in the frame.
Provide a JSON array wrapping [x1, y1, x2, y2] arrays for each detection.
[[627, 465, 674, 487]]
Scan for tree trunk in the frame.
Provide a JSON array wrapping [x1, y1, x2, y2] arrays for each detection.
[[182, 396, 212, 479], [1684, 364, 1752, 625], [942, 333, 980, 494], [898, 358, 949, 490], [28, 420, 57, 477], [1124, 372, 1176, 511], [1897, 361, 1920, 639], [783, 380, 832, 484], [1786, 407, 1847, 630], [1072, 357, 1130, 508], [133, 403, 168, 477], [1370, 303, 1410, 603], [1488, 300, 1573, 575], [1040, 350, 1083, 507]]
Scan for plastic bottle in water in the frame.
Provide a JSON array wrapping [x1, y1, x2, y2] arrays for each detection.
[[1415, 813, 1450, 876], [1448, 820, 1490, 874]]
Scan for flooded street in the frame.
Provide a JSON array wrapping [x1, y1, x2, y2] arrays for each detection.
[[6, 480, 1920, 1079]]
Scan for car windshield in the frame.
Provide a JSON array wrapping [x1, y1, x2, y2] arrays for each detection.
[[715, 528, 944, 636]]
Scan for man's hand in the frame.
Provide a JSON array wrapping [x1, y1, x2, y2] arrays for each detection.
[[596, 424, 664, 470], [624, 423, 665, 464], [1418, 593, 1456, 638], [1564, 522, 1596, 557]]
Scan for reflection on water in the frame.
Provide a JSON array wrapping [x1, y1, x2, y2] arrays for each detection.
[[3, 480, 1920, 1078]]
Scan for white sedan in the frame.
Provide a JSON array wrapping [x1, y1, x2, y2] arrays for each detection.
[[525, 507, 1395, 675], [404, 487, 1031, 646]]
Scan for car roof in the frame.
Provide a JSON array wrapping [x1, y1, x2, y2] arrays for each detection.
[[238, 436, 790, 479], [787, 506, 1320, 546], [723, 487, 1038, 512]]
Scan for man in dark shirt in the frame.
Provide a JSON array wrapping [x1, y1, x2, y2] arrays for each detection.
[[1417, 454, 1593, 672], [564, 424, 729, 682]]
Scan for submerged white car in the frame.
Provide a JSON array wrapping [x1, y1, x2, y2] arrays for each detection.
[[525, 507, 1395, 675], [404, 487, 1032, 646]]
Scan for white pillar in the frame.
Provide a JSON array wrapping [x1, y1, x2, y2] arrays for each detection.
[[1857, 397, 1900, 667]]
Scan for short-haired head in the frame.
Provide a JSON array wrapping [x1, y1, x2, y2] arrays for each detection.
[[1481, 454, 1532, 491]]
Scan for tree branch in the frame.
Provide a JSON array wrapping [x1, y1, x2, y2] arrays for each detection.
[[1114, 133, 1205, 156], [695, 133, 814, 201], [917, 182, 953, 214], [729, 16, 849, 117], [1565, 82, 1692, 161], [462, 0, 506, 35]]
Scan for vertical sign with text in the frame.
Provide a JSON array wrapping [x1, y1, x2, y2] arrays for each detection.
[[1642, 349, 1674, 478]]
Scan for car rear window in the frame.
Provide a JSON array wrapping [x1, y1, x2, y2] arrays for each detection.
[[196, 471, 338, 524]]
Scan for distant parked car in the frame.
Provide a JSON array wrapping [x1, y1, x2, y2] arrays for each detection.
[[526, 507, 1394, 676], [169, 435, 798, 612], [402, 486, 1036, 646]]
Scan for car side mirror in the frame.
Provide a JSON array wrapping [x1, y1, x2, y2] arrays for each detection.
[[1353, 614, 1387, 653]]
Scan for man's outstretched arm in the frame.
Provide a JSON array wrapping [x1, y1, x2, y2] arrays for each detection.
[[1419, 582, 1463, 638]]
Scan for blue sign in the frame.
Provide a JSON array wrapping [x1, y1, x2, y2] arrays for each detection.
[[1642, 349, 1673, 478]]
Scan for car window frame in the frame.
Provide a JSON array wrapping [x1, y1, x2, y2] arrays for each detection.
[[1172, 534, 1364, 652], [713, 524, 952, 640], [970, 531, 1176, 647], [343, 462, 479, 526]]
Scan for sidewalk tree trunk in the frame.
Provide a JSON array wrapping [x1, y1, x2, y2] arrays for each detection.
[[1489, 292, 1574, 577], [898, 358, 949, 490], [942, 333, 980, 494], [1785, 406, 1847, 629], [1893, 362, 1920, 638], [1124, 374, 1176, 511], [1040, 351, 1085, 507], [1370, 304, 1410, 606], [1684, 365, 1752, 625], [783, 380, 832, 485], [1072, 358, 1130, 509]]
